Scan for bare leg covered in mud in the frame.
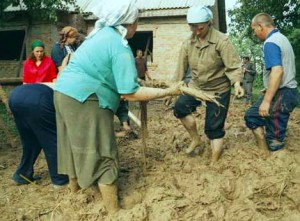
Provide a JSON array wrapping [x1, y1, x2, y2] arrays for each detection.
[[180, 114, 201, 154], [252, 127, 270, 157], [210, 138, 224, 165]]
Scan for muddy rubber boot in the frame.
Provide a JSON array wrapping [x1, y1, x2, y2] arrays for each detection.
[[210, 138, 224, 165], [99, 183, 119, 214], [252, 127, 270, 156], [69, 178, 80, 193]]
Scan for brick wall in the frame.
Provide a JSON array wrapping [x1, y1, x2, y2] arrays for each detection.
[[0, 23, 57, 78], [0, 61, 22, 78], [85, 17, 191, 81], [138, 17, 190, 81], [27, 23, 57, 57], [0, 13, 85, 79]]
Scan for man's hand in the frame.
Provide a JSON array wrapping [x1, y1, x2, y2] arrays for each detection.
[[167, 81, 184, 96], [234, 81, 244, 98], [259, 100, 270, 117]]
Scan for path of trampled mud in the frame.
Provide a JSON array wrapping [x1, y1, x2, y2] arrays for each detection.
[[0, 100, 299, 221]]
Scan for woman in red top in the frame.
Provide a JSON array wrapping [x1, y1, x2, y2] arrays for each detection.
[[23, 40, 57, 83]]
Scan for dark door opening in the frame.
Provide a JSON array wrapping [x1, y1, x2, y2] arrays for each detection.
[[128, 31, 153, 63], [0, 30, 26, 60]]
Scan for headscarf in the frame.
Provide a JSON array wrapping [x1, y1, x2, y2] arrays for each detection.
[[86, 0, 139, 47], [31, 40, 45, 50], [58, 26, 79, 47], [59, 26, 79, 39], [187, 6, 213, 24]]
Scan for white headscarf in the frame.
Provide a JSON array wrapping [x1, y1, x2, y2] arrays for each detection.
[[86, 0, 139, 47], [187, 6, 213, 24]]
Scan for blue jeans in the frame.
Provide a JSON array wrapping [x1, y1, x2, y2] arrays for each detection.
[[115, 100, 129, 125], [173, 90, 231, 139], [9, 84, 68, 185], [244, 87, 299, 151]]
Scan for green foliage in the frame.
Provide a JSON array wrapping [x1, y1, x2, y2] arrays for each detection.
[[1, 0, 79, 22], [228, 0, 300, 38], [228, 0, 300, 86]]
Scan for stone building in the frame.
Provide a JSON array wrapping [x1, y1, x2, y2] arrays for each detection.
[[0, 0, 226, 80]]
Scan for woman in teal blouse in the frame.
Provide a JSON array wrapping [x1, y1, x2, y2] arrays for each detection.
[[54, 0, 181, 213]]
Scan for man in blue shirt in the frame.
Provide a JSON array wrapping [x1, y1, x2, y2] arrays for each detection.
[[245, 13, 299, 153]]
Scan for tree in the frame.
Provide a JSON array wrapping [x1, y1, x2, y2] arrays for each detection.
[[0, 0, 78, 22], [228, 0, 300, 84], [228, 0, 300, 38]]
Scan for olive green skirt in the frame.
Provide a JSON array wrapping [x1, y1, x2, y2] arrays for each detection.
[[54, 92, 119, 188]]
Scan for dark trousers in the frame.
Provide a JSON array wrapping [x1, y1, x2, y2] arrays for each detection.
[[244, 87, 299, 150], [173, 90, 231, 139], [243, 78, 254, 103], [9, 84, 68, 185], [115, 100, 129, 125]]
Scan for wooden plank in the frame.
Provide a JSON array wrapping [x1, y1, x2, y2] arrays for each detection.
[[0, 78, 22, 85]]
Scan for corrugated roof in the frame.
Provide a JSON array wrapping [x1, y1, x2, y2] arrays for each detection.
[[136, 0, 215, 10], [4, 0, 215, 13]]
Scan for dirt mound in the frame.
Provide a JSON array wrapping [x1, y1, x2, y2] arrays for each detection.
[[0, 100, 299, 221]]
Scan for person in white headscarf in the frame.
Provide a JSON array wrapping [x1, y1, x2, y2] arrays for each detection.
[[53, 0, 182, 213], [172, 6, 244, 164]]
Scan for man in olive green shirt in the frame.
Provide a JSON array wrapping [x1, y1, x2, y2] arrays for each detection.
[[173, 6, 244, 164], [242, 55, 256, 104]]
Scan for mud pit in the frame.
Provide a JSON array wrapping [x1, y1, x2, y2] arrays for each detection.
[[0, 100, 300, 221]]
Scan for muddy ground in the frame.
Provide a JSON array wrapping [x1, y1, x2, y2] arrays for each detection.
[[0, 99, 300, 221]]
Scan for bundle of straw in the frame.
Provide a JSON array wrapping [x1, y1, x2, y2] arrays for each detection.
[[142, 79, 223, 107]]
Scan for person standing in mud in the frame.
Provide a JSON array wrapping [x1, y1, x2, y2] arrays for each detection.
[[172, 6, 244, 164], [244, 13, 299, 152], [53, 0, 182, 214], [242, 55, 256, 104], [135, 49, 151, 80]]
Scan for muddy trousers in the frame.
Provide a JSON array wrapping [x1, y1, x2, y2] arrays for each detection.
[[173, 90, 231, 139], [9, 84, 68, 185], [244, 87, 299, 151]]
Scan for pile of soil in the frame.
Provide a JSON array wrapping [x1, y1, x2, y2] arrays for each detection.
[[0, 100, 299, 221]]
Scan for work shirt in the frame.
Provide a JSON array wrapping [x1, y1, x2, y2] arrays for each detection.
[[263, 29, 297, 89], [22, 56, 57, 83], [51, 43, 76, 68], [135, 57, 147, 79], [54, 26, 140, 113], [175, 27, 242, 94], [243, 62, 256, 82]]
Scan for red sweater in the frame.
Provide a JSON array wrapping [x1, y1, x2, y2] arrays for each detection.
[[22, 56, 57, 83]]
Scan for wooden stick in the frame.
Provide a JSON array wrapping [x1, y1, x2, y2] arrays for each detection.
[[128, 111, 141, 127], [19, 174, 38, 186], [0, 77, 22, 85], [140, 101, 148, 172]]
